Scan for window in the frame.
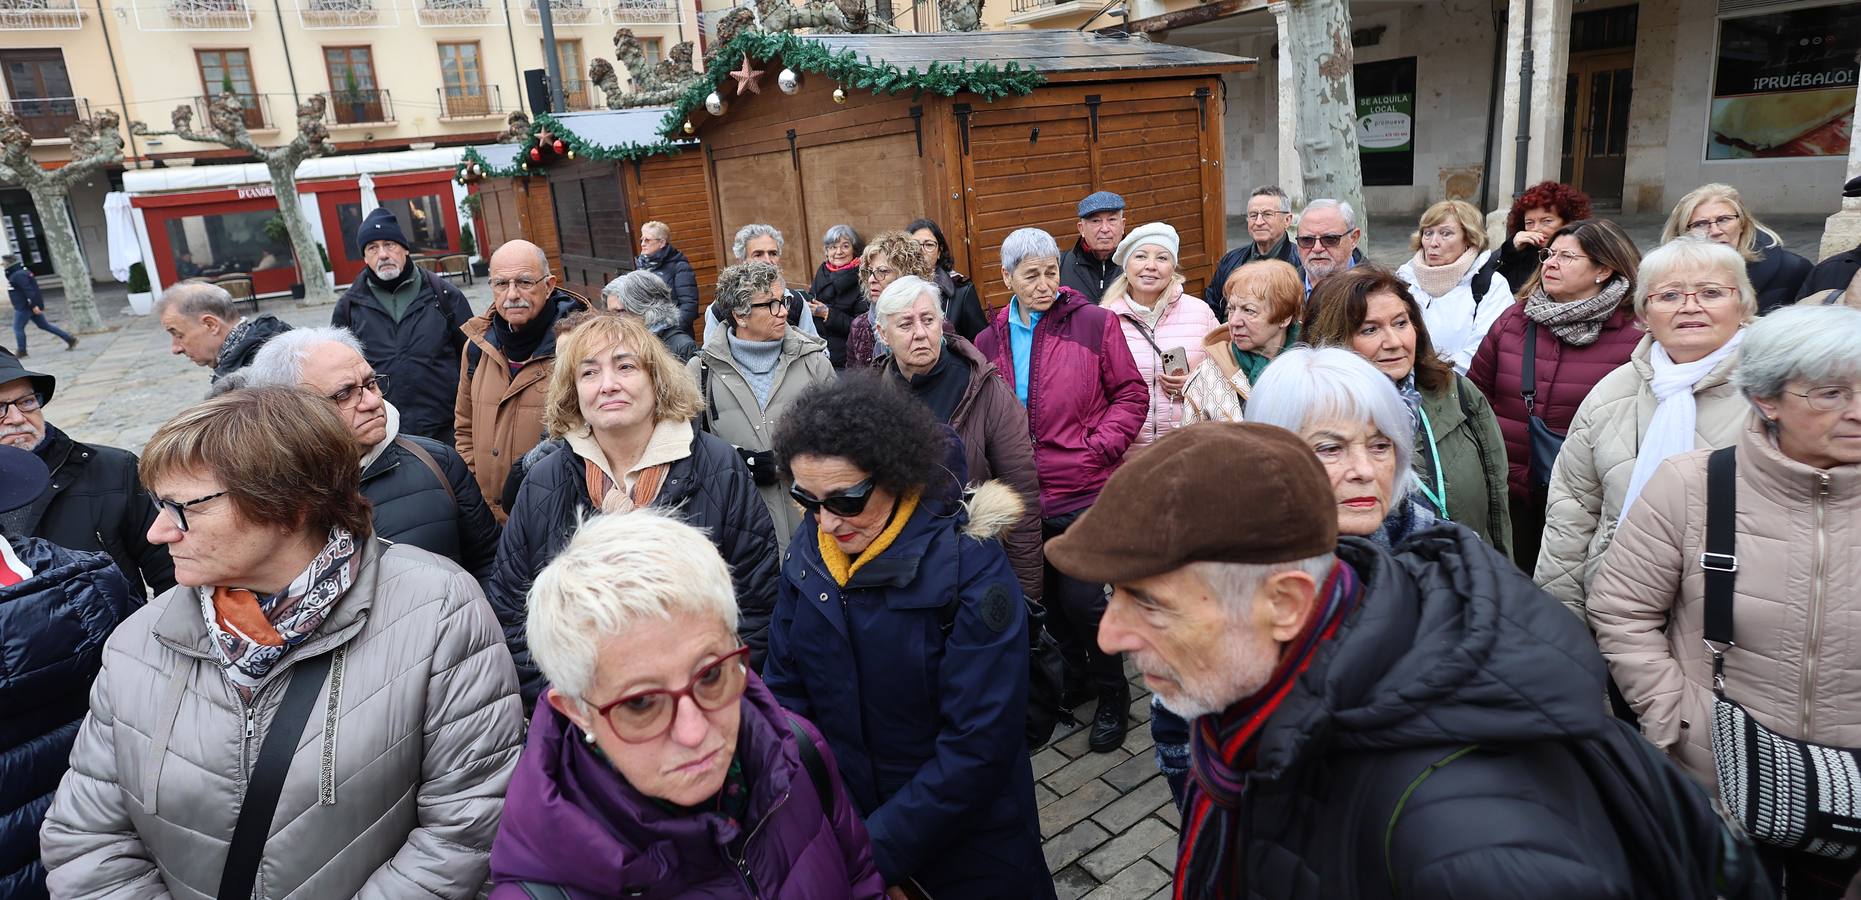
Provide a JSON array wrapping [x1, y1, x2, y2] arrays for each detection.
[[335, 196, 450, 262], [640, 37, 661, 63], [1707, 4, 1861, 160], [437, 41, 488, 117], [324, 46, 384, 124], [163, 209, 293, 279], [554, 39, 589, 109], [196, 49, 264, 130], [0, 49, 77, 140]]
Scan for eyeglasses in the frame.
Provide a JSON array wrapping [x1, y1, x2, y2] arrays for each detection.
[[1687, 214, 1741, 234], [790, 477, 876, 518], [1539, 248, 1590, 265], [916, 239, 942, 253], [148, 489, 228, 533], [1295, 232, 1352, 250], [1245, 210, 1287, 221], [591, 646, 752, 743], [1785, 385, 1858, 412], [0, 392, 41, 419], [489, 276, 544, 293], [747, 295, 789, 314], [328, 374, 389, 408], [863, 266, 896, 283], [1646, 286, 1737, 309]]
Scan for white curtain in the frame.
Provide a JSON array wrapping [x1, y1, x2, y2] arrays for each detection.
[[103, 191, 141, 283]]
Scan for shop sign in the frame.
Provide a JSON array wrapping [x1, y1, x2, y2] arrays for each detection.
[[1357, 91, 1414, 153], [236, 185, 276, 200], [1707, 3, 1861, 159], [1356, 57, 1417, 186]]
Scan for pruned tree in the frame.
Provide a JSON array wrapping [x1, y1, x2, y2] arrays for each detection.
[[1283, 0, 1365, 232], [496, 110, 532, 143], [0, 109, 126, 333], [134, 93, 335, 305]]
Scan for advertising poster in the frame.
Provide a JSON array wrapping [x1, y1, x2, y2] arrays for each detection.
[[1708, 4, 1861, 159], [1356, 57, 1417, 186]]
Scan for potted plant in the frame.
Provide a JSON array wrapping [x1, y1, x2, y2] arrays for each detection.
[[126, 261, 153, 315], [343, 69, 368, 123]]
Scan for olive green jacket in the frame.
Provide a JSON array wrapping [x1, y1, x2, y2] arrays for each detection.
[[1417, 373, 1514, 559]]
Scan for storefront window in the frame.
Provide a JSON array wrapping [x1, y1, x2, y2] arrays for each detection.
[[336, 195, 451, 260], [1708, 3, 1861, 160], [164, 209, 293, 279]]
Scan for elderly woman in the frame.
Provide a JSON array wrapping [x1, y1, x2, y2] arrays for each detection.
[[907, 217, 989, 340], [975, 226, 1147, 753], [1468, 218, 1643, 570], [1182, 258, 1302, 424], [764, 377, 1054, 900], [1396, 199, 1515, 372], [874, 274, 1042, 603], [842, 230, 936, 371], [40, 387, 523, 898], [1100, 222, 1218, 447], [603, 269, 698, 362], [1306, 266, 1512, 556], [688, 261, 835, 550], [808, 224, 865, 368], [489, 510, 885, 898], [1587, 305, 1861, 897], [489, 314, 780, 706], [1496, 181, 1592, 298], [1536, 238, 1755, 618], [1659, 183, 1812, 314]]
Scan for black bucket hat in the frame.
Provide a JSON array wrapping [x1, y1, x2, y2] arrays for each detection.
[[0, 348, 55, 406]]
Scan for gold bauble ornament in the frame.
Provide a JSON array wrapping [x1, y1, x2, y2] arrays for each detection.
[[682, 119, 695, 135], [832, 86, 846, 104]]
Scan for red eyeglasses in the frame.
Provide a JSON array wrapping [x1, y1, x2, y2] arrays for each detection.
[[591, 646, 752, 743]]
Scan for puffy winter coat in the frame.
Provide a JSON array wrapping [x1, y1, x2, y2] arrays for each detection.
[[22, 424, 172, 597], [210, 314, 292, 382], [932, 267, 989, 341], [1465, 294, 1642, 498], [635, 244, 700, 334], [1535, 334, 1747, 617], [362, 434, 501, 582], [1206, 234, 1302, 321], [689, 324, 836, 549], [973, 288, 1148, 518], [489, 674, 886, 899], [1059, 238, 1120, 304], [1, 538, 135, 900], [1588, 418, 1861, 792], [1219, 530, 1639, 898], [1797, 243, 1860, 302], [764, 482, 1055, 899], [334, 268, 474, 445], [1396, 249, 1515, 373], [880, 335, 1043, 603], [489, 428, 780, 706], [810, 263, 865, 368], [1746, 231, 1812, 315], [6, 263, 41, 311], [39, 539, 526, 899], [1493, 236, 1543, 301], [1415, 373, 1513, 558], [1102, 286, 1220, 448], [455, 288, 591, 521]]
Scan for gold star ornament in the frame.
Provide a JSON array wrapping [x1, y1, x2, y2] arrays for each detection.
[[729, 54, 765, 96]]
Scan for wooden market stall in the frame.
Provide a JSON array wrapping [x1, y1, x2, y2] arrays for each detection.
[[674, 31, 1253, 313], [462, 143, 561, 277]]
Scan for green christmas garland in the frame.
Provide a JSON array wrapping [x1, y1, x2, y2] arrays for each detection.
[[657, 31, 1045, 139], [461, 145, 526, 180], [529, 112, 690, 167]]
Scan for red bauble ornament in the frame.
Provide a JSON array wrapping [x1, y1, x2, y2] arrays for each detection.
[[553, 138, 566, 154], [529, 146, 542, 162]]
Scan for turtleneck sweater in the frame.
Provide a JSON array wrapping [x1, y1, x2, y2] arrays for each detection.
[[726, 331, 784, 409]]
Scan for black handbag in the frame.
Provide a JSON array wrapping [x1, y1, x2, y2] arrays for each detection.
[[1519, 321, 1567, 489], [1701, 446, 1861, 858]]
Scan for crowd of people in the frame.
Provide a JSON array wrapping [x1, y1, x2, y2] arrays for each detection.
[[3, 172, 1860, 900]]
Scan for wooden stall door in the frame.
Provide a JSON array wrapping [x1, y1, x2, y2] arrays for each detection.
[[959, 103, 1093, 312], [523, 178, 563, 277], [629, 150, 718, 339], [798, 131, 926, 270], [551, 160, 633, 302], [1095, 94, 1213, 301], [712, 150, 807, 288], [476, 179, 524, 257]]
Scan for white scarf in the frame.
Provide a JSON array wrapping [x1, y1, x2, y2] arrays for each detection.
[[1619, 328, 1746, 520]]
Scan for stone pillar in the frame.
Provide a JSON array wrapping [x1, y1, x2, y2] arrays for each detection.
[[1270, 1, 1304, 208], [1493, 0, 1573, 204], [1817, 79, 1861, 262]]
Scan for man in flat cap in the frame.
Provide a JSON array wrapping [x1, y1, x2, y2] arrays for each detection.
[[1046, 422, 1740, 899], [1061, 191, 1126, 302], [1795, 174, 1861, 305]]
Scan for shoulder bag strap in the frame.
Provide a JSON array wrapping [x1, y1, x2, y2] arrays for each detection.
[[1520, 321, 1538, 415], [517, 883, 573, 900], [698, 360, 714, 433], [786, 714, 833, 806], [393, 436, 456, 507], [1385, 744, 1482, 898], [218, 653, 335, 900], [1702, 446, 1738, 692]]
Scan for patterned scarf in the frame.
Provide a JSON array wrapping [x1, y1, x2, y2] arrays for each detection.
[[201, 528, 360, 699], [212, 317, 252, 373], [1174, 560, 1363, 900], [1521, 276, 1630, 346]]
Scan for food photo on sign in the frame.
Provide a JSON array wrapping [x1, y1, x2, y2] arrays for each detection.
[[1707, 3, 1860, 159]]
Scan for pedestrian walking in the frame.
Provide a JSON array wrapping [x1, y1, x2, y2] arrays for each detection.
[[1395, 199, 1515, 373], [906, 217, 989, 340], [1061, 191, 1125, 302], [1101, 222, 1220, 448], [808, 224, 866, 368], [154, 281, 289, 381], [6, 254, 75, 357], [1660, 182, 1811, 314], [1182, 259, 1302, 425], [1206, 185, 1303, 321], [841, 230, 934, 371], [1496, 181, 1592, 298], [633, 220, 701, 336], [604, 269, 698, 362]]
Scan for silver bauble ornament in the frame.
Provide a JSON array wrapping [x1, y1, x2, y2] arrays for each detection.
[[778, 68, 800, 95], [832, 86, 846, 104], [704, 92, 726, 116]]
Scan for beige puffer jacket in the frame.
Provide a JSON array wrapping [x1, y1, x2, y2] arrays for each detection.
[[1535, 333, 1748, 617], [1587, 418, 1861, 791], [40, 540, 525, 899]]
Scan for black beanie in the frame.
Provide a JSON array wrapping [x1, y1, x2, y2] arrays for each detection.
[[357, 207, 410, 257]]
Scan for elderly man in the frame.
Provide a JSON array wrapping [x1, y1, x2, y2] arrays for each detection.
[[703, 224, 821, 338], [155, 281, 292, 382], [0, 350, 172, 596], [1208, 185, 1303, 320], [634, 220, 700, 336], [334, 207, 473, 446], [7, 254, 76, 357], [246, 327, 498, 579], [1060, 191, 1126, 302], [1295, 198, 1365, 297], [456, 239, 590, 520]]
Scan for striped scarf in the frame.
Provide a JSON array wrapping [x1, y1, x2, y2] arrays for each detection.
[[1173, 560, 1364, 900]]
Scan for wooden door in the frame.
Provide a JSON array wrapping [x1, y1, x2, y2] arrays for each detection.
[[629, 150, 718, 339], [550, 159, 632, 301], [1559, 49, 1634, 207]]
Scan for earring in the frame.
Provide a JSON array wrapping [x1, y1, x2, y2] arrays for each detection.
[[1594, 277, 1603, 284], [582, 730, 596, 744]]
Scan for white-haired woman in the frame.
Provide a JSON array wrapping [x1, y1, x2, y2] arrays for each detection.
[[603, 270, 697, 362], [1537, 238, 1756, 619], [1396, 199, 1515, 372], [688, 261, 835, 549], [1588, 305, 1861, 896], [808, 224, 865, 368], [490, 510, 884, 898], [1660, 182, 1811, 314], [1101, 222, 1219, 447]]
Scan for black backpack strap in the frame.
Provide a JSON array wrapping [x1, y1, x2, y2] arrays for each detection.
[[1702, 446, 1738, 691], [516, 882, 572, 900], [1384, 744, 1481, 898], [1520, 321, 1538, 415], [393, 436, 457, 508], [466, 342, 482, 380], [698, 359, 713, 433], [1469, 253, 1502, 304], [786, 714, 833, 807], [218, 653, 335, 900]]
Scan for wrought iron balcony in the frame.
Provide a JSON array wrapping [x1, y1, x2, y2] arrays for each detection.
[[299, 0, 395, 27], [0, 96, 88, 140], [438, 84, 502, 119], [610, 0, 677, 25], [194, 93, 271, 131], [326, 87, 392, 125], [521, 0, 597, 25], [0, 0, 82, 30], [414, 0, 489, 26], [140, 0, 252, 30]]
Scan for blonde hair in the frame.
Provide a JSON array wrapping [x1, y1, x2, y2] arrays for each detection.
[[1409, 200, 1489, 253], [545, 313, 704, 437], [1659, 182, 1782, 262], [1633, 237, 1759, 322], [860, 230, 934, 284], [641, 220, 670, 241]]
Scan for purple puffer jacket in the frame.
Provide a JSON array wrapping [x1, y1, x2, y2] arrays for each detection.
[[975, 286, 1148, 517], [489, 673, 886, 900]]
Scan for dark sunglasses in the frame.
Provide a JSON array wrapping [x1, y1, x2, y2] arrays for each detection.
[[1295, 232, 1351, 249], [790, 477, 876, 518]]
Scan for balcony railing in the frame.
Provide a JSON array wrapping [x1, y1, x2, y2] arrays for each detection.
[[413, 0, 489, 26], [326, 87, 392, 124], [139, 0, 252, 29], [299, 0, 396, 28], [1008, 0, 1056, 13], [521, 0, 596, 25], [0, 96, 88, 140], [0, 0, 82, 30], [610, 0, 676, 24], [438, 84, 501, 119], [560, 79, 597, 111], [194, 93, 271, 131]]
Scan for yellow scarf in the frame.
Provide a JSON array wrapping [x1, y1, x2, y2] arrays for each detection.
[[817, 490, 921, 586]]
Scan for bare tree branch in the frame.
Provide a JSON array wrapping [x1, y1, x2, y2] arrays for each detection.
[[0, 109, 126, 332]]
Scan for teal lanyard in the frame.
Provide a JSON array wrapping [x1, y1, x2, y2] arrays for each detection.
[[1414, 402, 1448, 517]]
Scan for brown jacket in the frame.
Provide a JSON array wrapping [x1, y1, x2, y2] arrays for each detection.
[[1587, 417, 1861, 791], [454, 289, 591, 521]]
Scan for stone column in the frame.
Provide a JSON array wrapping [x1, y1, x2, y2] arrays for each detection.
[[1817, 79, 1861, 262], [1270, 1, 1304, 207], [1492, 0, 1573, 206]]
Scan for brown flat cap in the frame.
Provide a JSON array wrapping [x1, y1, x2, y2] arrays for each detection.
[[1046, 422, 1338, 584]]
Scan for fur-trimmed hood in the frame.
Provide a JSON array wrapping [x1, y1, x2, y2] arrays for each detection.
[[960, 480, 1024, 543]]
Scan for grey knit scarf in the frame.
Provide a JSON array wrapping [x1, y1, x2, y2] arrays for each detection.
[[1522, 276, 1630, 346]]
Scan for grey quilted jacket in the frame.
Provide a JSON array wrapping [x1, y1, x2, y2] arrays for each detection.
[[39, 539, 525, 899]]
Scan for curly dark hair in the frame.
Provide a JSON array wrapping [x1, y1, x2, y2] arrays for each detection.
[[1506, 181, 1593, 238], [773, 374, 945, 497], [1303, 265, 1455, 394]]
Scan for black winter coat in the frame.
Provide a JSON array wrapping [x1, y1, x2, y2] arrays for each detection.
[[810, 263, 866, 368], [0, 537, 136, 900], [1222, 528, 1642, 899], [636, 245, 700, 336], [6, 264, 41, 312], [210, 313, 292, 382], [1206, 235, 1303, 320], [1494, 236, 1544, 300], [1059, 238, 1121, 304], [1798, 243, 1860, 301], [333, 269, 474, 445], [15, 425, 172, 597], [1748, 232, 1813, 314], [489, 429, 780, 705], [361, 435, 500, 582]]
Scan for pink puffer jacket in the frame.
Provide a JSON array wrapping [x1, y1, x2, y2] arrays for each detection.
[[1102, 287, 1220, 448]]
